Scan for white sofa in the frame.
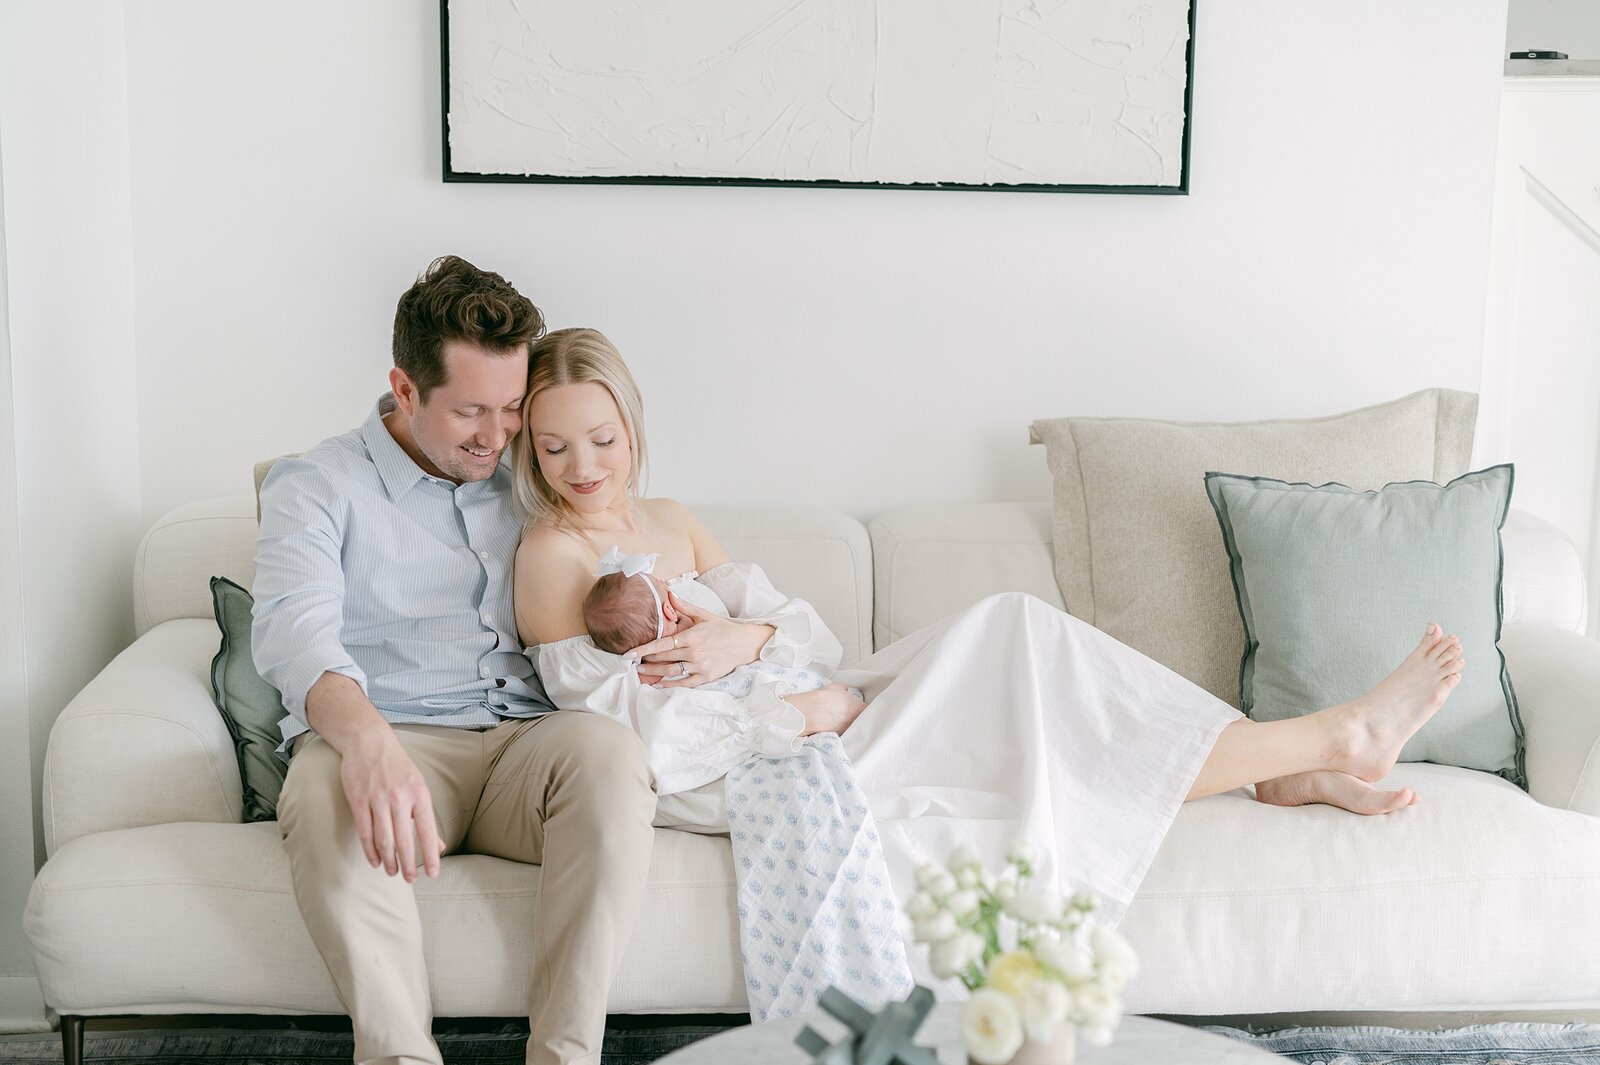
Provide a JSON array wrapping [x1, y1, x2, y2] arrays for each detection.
[[25, 494, 1600, 1054]]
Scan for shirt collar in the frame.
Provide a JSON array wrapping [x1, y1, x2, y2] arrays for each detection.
[[362, 393, 431, 501]]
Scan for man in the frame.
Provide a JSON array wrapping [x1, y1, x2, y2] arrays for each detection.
[[253, 255, 656, 1065]]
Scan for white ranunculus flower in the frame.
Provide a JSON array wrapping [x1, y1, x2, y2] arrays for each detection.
[[915, 863, 945, 888], [949, 843, 983, 873], [928, 931, 984, 979], [993, 879, 1017, 905], [1019, 979, 1071, 1042], [957, 865, 982, 889], [963, 989, 1025, 1065], [1007, 838, 1038, 867], [1091, 925, 1140, 982], [1070, 890, 1098, 912], [1071, 982, 1122, 1030], [944, 888, 981, 920], [922, 867, 959, 900], [904, 892, 940, 921], [1007, 886, 1065, 924], [912, 911, 958, 943], [1035, 938, 1095, 982]]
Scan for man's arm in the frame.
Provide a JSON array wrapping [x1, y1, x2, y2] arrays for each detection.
[[305, 673, 444, 881], [252, 458, 441, 881]]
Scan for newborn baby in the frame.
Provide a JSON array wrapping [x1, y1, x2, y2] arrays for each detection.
[[584, 569, 685, 656], [582, 556, 834, 699]]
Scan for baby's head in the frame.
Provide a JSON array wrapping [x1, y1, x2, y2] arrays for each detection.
[[584, 572, 683, 655]]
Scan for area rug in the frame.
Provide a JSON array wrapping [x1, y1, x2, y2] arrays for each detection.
[[1206, 1023, 1600, 1065], [0, 1019, 732, 1064], [2, 1020, 1599, 1064]]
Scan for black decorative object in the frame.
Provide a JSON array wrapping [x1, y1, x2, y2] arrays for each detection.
[[795, 986, 940, 1065]]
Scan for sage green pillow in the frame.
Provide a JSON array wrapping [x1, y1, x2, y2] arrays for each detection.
[[1205, 466, 1524, 786], [210, 576, 289, 821]]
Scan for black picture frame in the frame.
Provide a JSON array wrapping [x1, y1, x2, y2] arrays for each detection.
[[439, 0, 1194, 195]]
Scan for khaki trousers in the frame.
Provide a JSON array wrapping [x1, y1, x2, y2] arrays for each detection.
[[277, 712, 657, 1065]]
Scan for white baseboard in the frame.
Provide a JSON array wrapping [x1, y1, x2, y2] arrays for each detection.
[[0, 974, 49, 1034]]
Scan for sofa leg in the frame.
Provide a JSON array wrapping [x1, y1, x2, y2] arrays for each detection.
[[61, 1014, 84, 1065]]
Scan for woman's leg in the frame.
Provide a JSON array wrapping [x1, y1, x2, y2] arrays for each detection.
[[1186, 624, 1464, 812]]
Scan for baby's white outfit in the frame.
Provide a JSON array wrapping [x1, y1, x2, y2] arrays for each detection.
[[534, 561, 913, 1019]]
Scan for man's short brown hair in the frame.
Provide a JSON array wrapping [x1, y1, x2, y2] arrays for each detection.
[[392, 255, 545, 401]]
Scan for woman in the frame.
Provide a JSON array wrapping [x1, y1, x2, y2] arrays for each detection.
[[510, 328, 1464, 937]]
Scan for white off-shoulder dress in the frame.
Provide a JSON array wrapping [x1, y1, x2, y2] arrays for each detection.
[[534, 564, 1242, 985]]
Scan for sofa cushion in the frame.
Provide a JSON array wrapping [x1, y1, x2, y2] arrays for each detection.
[[209, 577, 289, 821], [28, 766, 1600, 1017], [1205, 465, 1522, 784], [1027, 389, 1478, 704], [24, 821, 746, 1016], [1120, 762, 1600, 1013], [867, 503, 1586, 653]]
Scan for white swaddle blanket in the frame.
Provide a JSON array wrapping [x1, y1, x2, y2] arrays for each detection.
[[726, 736, 914, 1019]]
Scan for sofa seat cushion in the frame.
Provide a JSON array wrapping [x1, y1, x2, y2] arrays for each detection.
[[25, 821, 747, 1016], [1122, 762, 1600, 1014]]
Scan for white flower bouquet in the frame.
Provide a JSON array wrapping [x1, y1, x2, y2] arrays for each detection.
[[905, 841, 1139, 1065]]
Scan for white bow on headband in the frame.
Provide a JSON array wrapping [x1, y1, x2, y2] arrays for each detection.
[[594, 546, 659, 579], [594, 546, 666, 640]]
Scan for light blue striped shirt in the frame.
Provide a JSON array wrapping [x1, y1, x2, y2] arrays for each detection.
[[253, 394, 553, 755]]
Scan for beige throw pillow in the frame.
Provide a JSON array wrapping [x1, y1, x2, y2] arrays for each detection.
[[1027, 389, 1478, 705]]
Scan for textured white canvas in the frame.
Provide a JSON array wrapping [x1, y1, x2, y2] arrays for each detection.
[[446, 0, 1191, 187]]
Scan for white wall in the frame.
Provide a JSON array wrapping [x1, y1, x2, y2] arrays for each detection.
[[124, 0, 1510, 523], [0, 0, 142, 1028], [0, 101, 44, 1033], [1508, 0, 1600, 57], [1478, 77, 1600, 636]]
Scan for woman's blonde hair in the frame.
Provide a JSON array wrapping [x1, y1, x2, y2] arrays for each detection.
[[512, 327, 649, 530]]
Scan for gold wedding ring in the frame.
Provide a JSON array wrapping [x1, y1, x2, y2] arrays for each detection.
[[672, 634, 679, 649]]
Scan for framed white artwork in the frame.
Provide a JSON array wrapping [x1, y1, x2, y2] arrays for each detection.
[[441, 0, 1194, 193]]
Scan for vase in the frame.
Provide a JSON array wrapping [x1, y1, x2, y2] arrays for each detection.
[[970, 1024, 1076, 1065]]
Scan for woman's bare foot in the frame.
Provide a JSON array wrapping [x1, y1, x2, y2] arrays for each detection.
[[1328, 623, 1464, 782], [1255, 770, 1418, 815]]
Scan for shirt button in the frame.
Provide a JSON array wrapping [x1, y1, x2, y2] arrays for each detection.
[[481, 665, 491, 677], [481, 612, 493, 624], [479, 551, 490, 560]]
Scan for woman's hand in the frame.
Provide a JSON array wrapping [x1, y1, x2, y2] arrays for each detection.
[[629, 591, 775, 687], [785, 683, 868, 736]]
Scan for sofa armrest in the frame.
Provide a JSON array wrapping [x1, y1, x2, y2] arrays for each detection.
[[1501, 622, 1600, 815], [44, 618, 243, 853]]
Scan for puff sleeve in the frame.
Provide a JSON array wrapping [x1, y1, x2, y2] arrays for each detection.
[[695, 562, 843, 673]]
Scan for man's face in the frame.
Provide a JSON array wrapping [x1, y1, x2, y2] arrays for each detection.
[[395, 340, 529, 484]]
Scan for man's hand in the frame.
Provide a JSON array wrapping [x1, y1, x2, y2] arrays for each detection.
[[305, 672, 444, 882], [629, 591, 775, 688], [340, 727, 445, 883], [785, 683, 868, 736]]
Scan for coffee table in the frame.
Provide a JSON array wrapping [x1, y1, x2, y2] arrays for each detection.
[[654, 1010, 1288, 1063]]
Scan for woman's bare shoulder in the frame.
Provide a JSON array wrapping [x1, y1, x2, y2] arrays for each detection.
[[514, 523, 597, 645], [641, 497, 730, 569]]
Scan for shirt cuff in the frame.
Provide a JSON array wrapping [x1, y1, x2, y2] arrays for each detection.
[[753, 610, 814, 669], [272, 661, 369, 758]]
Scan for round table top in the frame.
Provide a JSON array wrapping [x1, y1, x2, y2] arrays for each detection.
[[655, 1010, 1287, 1064]]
